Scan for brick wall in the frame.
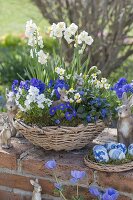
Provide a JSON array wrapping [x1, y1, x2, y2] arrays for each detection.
[[0, 136, 133, 200]]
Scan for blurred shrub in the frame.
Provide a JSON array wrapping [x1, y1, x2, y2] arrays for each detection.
[[0, 34, 58, 86]]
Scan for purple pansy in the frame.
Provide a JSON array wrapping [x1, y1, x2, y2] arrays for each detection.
[[89, 185, 102, 197], [87, 115, 91, 122], [71, 170, 86, 180], [102, 188, 119, 200], [65, 112, 73, 121], [57, 103, 66, 111], [30, 78, 45, 94], [55, 119, 60, 125], [12, 80, 19, 93], [54, 183, 62, 190], [101, 108, 107, 118], [49, 106, 57, 116], [45, 160, 57, 169]]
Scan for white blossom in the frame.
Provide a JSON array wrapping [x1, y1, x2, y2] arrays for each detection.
[[25, 20, 37, 38], [50, 22, 66, 38], [38, 50, 48, 65], [69, 23, 78, 35]]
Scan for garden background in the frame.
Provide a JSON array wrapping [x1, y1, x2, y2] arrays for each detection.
[[0, 0, 133, 110]]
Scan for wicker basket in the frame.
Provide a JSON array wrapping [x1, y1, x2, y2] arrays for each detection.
[[84, 155, 133, 172], [14, 120, 105, 151]]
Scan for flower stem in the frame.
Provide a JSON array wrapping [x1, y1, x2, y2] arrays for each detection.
[[77, 183, 79, 198]]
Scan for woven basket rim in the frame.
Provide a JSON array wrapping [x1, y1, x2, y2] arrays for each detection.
[[14, 119, 104, 129], [84, 155, 133, 172]]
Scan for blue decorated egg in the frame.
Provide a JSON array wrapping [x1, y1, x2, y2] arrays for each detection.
[[109, 149, 125, 160], [93, 145, 107, 152], [128, 144, 133, 156], [93, 145, 109, 163], [104, 142, 117, 151], [116, 143, 127, 154]]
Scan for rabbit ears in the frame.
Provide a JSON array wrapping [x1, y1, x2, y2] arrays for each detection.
[[122, 92, 133, 107], [30, 178, 39, 186], [128, 94, 133, 107], [57, 87, 66, 95]]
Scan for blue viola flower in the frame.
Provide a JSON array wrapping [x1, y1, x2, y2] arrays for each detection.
[[30, 78, 45, 94], [45, 160, 57, 169], [79, 91, 84, 96], [54, 79, 69, 99], [89, 185, 102, 197], [48, 80, 54, 88], [87, 115, 91, 123], [65, 112, 73, 121], [65, 102, 72, 109], [20, 80, 30, 91], [70, 170, 86, 184], [101, 108, 107, 118], [72, 110, 77, 117], [12, 80, 19, 94], [55, 119, 60, 125], [123, 84, 133, 93], [49, 107, 57, 116], [57, 103, 66, 111], [102, 188, 119, 200], [54, 183, 62, 191]]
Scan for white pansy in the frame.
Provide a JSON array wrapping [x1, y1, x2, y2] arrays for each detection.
[[37, 94, 45, 103], [25, 20, 37, 38], [38, 50, 48, 65], [29, 86, 39, 96], [38, 103, 44, 109], [44, 98, 53, 107], [24, 100, 31, 110]]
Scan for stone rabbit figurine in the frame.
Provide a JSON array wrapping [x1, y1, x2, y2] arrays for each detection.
[[52, 88, 69, 107], [6, 89, 18, 137], [30, 179, 42, 200], [0, 117, 12, 149], [117, 92, 133, 147]]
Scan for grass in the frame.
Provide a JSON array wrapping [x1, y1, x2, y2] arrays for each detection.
[[0, 0, 49, 36]]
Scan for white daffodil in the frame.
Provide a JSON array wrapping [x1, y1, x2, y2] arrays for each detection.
[[84, 35, 94, 45], [25, 20, 37, 38], [38, 50, 48, 65], [69, 23, 78, 35], [77, 31, 88, 44]]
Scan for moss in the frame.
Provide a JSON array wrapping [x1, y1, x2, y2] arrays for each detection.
[[88, 149, 133, 165], [16, 111, 83, 127]]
